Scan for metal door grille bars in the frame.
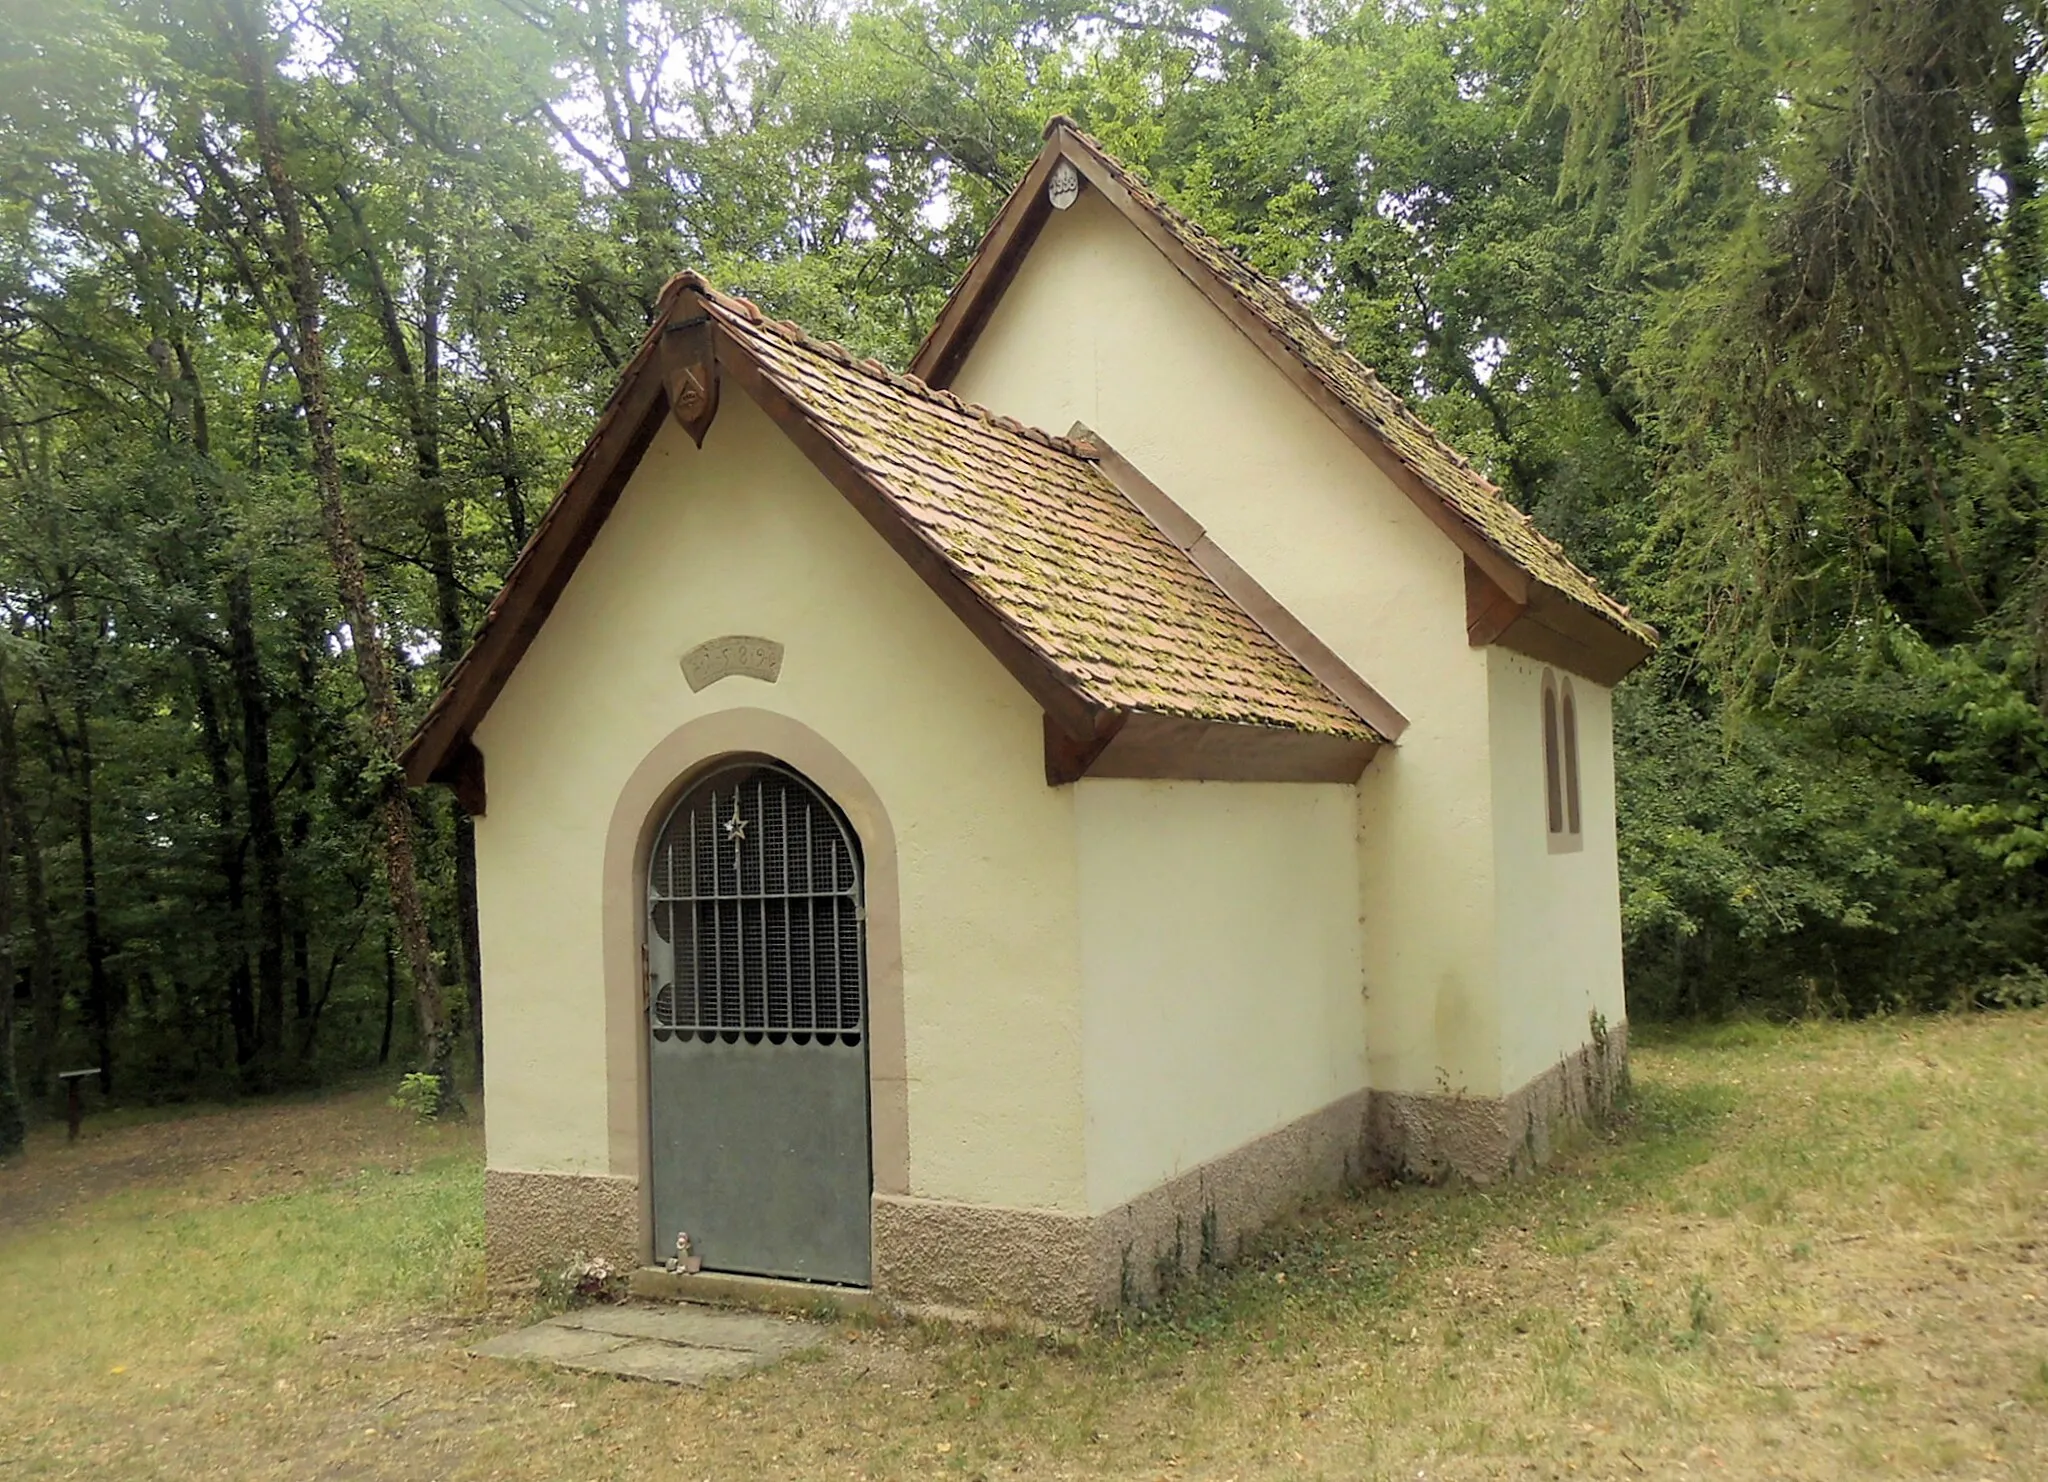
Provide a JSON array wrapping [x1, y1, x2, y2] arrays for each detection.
[[648, 762, 865, 1045]]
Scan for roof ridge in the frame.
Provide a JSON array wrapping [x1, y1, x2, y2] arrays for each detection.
[[665, 269, 1099, 461]]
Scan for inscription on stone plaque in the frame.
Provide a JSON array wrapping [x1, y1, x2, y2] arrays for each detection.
[[1048, 158, 1081, 211], [680, 635, 784, 692]]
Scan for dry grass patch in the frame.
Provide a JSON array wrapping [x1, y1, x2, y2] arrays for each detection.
[[1, 1011, 2044, 1480]]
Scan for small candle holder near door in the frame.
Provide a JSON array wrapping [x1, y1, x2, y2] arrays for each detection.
[[667, 1230, 702, 1275]]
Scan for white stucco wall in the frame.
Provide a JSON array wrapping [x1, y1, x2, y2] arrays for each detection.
[[1074, 779, 1364, 1212], [1487, 651, 1628, 1090], [472, 391, 1088, 1211], [951, 187, 1507, 1098]]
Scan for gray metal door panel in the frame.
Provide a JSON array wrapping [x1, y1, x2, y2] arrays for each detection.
[[645, 761, 871, 1285], [648, 1039, 870, 1283]]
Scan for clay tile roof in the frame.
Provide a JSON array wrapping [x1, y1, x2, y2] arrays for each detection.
[[691, 286, 1379, 740], [931, 124, 1654, 650]]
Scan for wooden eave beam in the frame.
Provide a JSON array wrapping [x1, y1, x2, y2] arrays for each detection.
[[1463, 555, 1650, 684], [1493, 587, 1653, 686], [443, 738, 486, 816], [661, 311, 721, 446], [1465, 557, 1526, 647], [1084, 712, 1377, 783], [1466, 556, 1654, 687], [1043, 710, 1129, 785], [1049, 709, 1373, 785]]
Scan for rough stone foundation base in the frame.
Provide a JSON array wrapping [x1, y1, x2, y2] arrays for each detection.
[[485, 1169, 641, 1283], [873, 1022, 1629, 1318], [1368, 1019, 1631, 1183], [872, 1087, 1376, 1323], [483, 1020, 1628, 1315], [869, 1197, 1100, 1323]]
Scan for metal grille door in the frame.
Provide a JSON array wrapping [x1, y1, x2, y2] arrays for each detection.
[[646, 762, 871, 1284]]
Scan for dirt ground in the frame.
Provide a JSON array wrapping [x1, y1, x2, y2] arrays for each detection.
[[0, 1082, 433, 1233], [1, 1012, 2044, 1480]]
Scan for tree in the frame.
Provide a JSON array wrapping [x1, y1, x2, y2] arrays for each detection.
[[0, 641, 21, 1157], [187, 0, 458, 1102]]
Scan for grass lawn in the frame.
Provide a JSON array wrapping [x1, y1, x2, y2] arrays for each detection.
[[2, 1012, 2045, 1480]]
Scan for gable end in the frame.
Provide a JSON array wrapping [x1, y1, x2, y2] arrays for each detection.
[[913, 119, 1657, 686]]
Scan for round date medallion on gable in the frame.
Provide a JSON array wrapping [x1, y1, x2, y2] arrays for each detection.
[[1047, 158, 1081, 211], [680, 634, 784, 692]]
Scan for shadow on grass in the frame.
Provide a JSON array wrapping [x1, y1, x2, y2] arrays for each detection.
[[878, 1073, 1743, 1458], [953, 1076, 1737, 1377]]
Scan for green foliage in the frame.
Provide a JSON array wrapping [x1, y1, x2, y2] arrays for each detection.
[[389, 1071, 447, 1122], [1565, 0, 2048, 1016], [1979, 966, 2048, 1010], [1616, 633, 2048, 1017], [0, 0, 2045, 1104]]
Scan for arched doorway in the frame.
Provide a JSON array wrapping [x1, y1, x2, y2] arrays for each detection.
[[645, 758, 871, 1284]]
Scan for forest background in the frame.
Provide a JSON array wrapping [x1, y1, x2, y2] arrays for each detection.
[[2, 0, 2046, 1147]]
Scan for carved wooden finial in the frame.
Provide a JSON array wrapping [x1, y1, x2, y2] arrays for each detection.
[[661, 311, 721, 447]]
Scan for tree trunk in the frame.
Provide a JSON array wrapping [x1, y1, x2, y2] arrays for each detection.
[[292, 919, 313, 1030], [0, 650, 22, 1158], [285, 599, 320, 1054], [59, 599, 117, 1095], [379, 929, 397, 1066], [491, 393, 529, 555], [0, 631, 59, 1105], [1991, 43, 2048, 428], [76, 709, 113, 1090], [299, 875, 366, 1060], [349, 199, 486, 1083], [227, 571, 288, 1070], [173, 335, 276, 1076], [222, 0, 457, 1106], [192, 656, 257, 1066], [454, 814, 482, 1082], [418, 277, 485, 1087]]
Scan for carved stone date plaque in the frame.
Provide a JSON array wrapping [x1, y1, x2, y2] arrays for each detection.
[[680, 635, 784, 692]]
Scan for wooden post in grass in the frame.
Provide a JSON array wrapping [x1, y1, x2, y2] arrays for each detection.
[[57, 1069, 96, 1142]]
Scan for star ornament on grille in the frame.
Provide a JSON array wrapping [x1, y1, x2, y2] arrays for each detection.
[[723, 803, 747, 844]]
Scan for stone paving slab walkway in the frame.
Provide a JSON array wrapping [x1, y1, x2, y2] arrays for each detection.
[[472, 1302, 828, 1385]]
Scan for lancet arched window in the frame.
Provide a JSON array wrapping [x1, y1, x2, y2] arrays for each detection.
[[1542, 669, 1583, 851]]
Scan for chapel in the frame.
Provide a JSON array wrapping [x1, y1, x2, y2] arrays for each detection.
[[403, 119, 1654, 1318]]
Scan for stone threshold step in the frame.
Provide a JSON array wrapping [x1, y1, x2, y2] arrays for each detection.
[[628, 1266, 875, 1318], [472, 1302, 827, 1386]]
